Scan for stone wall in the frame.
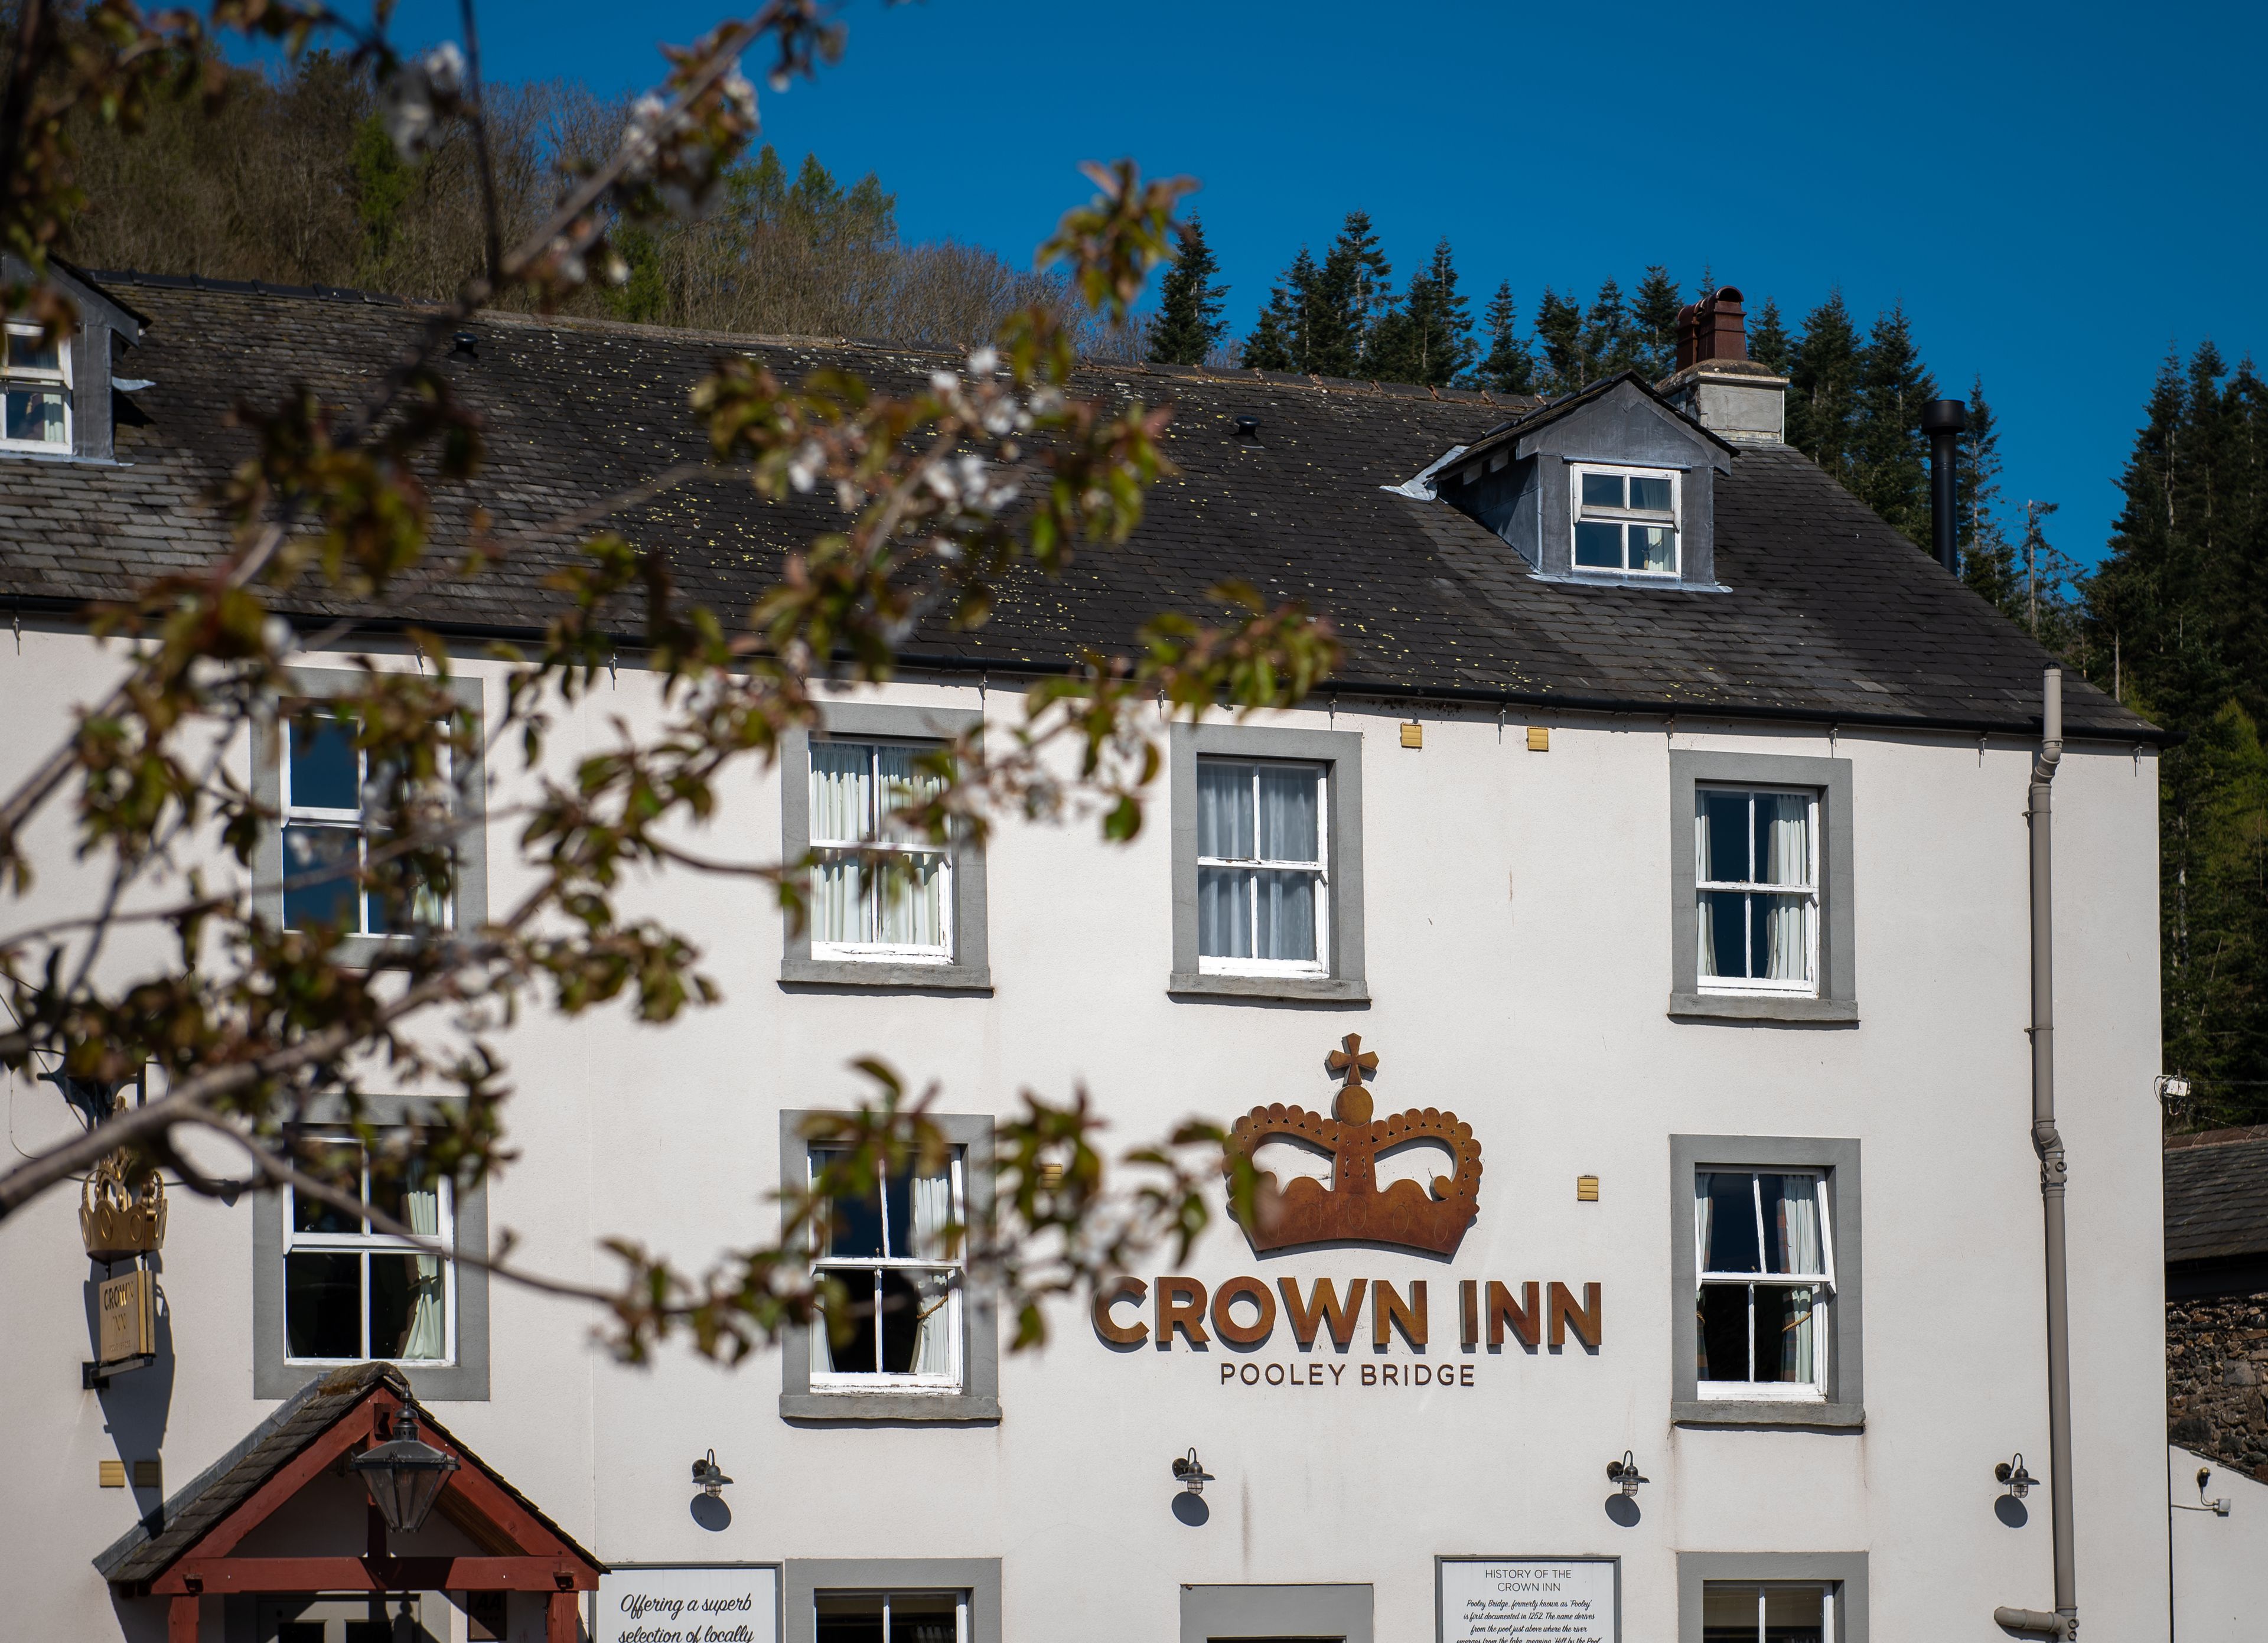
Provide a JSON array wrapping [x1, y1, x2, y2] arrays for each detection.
[[2169, 1293, 2268, 1478]]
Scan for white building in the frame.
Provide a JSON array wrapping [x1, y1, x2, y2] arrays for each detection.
[[0, 269, 2172, 1643]]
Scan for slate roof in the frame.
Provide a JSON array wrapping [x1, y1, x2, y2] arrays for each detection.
[[0, 273, 2159, 741], [94, 1360, 602, 1587], [2165, 1126, 2268, 1266]]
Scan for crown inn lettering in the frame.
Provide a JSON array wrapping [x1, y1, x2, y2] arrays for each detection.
[[1093, 1035, 1606, 1388]]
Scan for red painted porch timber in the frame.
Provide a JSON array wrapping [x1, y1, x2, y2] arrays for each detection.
[[152, 1554, 597, 1594], [168, 1594, 197, 1643], [549, 1588, 577, 1643]]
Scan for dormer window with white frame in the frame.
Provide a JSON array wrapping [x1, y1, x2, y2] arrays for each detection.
[[2, 320, 70, 451], [1573, 463, 1680, 575]]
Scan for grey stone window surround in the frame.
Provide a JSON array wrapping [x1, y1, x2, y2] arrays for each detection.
[[252, 668, 490, 973], [779, 702, 990, 991], [1670, 1134, 1862, 1430], [778, 1109, 1000, 1422], [784, 1559, 1001, 1643], [1669, 749, 1856, 1023], [252, 1093, 491, 1401], [1169, 722, 1368, 1003], [1181, 1583, 1373, 1643], [1676, 1552, 1868, 1643]]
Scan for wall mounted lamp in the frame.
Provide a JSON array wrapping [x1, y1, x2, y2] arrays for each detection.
[[1995, 1455, 2035, 1499], [350, 1406, 460, 1535], [692, 1449, 733, 1498], [1172, 1449, 1214, 1497], [2157, 1073, 2193, 1106], [1605, 1452, 1648, 1498]]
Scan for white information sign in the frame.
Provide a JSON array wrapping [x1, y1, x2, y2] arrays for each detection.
[[596, 1565, 779, 1643], [1440, 1557, 1617, 1643]]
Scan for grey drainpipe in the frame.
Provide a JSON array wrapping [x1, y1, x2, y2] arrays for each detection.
[[1996, 666, 2078, 1640]]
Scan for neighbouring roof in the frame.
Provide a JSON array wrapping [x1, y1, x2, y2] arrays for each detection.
[[0, 272, 2159, 742], [2165, 1126, 2268, 1266], [94, 1360, 602, 1586]]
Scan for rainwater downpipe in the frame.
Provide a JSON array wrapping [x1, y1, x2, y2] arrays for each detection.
[[1995, 666, 2077, 1640]]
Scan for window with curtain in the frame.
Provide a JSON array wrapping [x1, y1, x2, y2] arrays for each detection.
[[1572, 462, 1679, 575], [810, 1146, 964, 1387], [1695, 1170, 1832, 1398], [1695, 785, 1818, 994], [282, 708, 453, 938], [283, 1139, 452, 1364], [815, 1591, 967, 1643], [1196, 757, 1327, 975], [809, 738, 954, 962], [2, 319, 71, 450], [1700, 1583, 1830, 1643]]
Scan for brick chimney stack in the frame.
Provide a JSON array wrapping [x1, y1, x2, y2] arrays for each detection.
[[1663, 284, 1785, 445]]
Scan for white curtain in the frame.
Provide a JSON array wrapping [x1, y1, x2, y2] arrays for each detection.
[[1767, 1176, 1824, 1274], [1695, 804, 1723, 977], [810, 742, 872, 945], [1693, 1173, 1715, 1282], [1757, 794, 1812, 983], [1256, 766, 1318, 862], [400, 1184, 446, 1361], [1197, 759, 1253, 859], [1779, 1287, 1818, 1384], [909, 1166, 956, 1378]]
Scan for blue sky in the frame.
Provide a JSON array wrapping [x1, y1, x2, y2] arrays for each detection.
[[356, 0, 2263, 565]]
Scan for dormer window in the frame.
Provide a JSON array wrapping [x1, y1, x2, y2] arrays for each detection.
[[2, 320, 70, 450], [1573, 464, 1679, 575]]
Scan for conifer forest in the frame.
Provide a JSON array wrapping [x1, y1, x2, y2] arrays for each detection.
[[47, 52, 2268, 1130]]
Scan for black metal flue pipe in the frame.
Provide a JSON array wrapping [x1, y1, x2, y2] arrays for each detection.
[[1923, 398, 1967, 573]]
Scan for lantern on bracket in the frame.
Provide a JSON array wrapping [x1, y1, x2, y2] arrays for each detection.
[[350, 1405, 460, 1535]]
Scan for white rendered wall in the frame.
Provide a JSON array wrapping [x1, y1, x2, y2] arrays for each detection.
[[0, 622, 2170, 1641], [2171, 1445, 2268, 1641]]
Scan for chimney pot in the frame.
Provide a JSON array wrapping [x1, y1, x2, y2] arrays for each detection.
[[1661, 281, 1783, 443]]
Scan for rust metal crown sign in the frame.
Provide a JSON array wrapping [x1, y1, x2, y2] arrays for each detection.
[[1223, 1035, 1483, 1256]]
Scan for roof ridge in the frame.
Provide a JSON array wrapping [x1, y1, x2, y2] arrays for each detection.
[[2167, 1123, 2268, 1149], [83, 268, 1543, 406]]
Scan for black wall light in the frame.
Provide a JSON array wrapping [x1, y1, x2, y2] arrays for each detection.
[[1996, 1455, 2036, 1499], [1606, 1452, 1648, 1498], [350, 1406, 460, 1535], [1172, 1449, 1214, 1497], [692, 1449, 733, 1498]]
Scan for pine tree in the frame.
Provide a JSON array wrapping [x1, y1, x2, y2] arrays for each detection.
[[1628, 265, 1683, 380], [1240, 247, 1314, 371], [1474, 281, 1535, 395], [1956, 377, 2021, 615], [1852, 304, 1938, 547], [1148, 215, 1229, 366], [1581, 278, 1633, 378], [1534, 286, 1584, 396], [1786, 290, 1863, 483], [1746, 298, 1792, 378], [1367, 238, 1474, 387], [2083, 342, 2268, 1122], [1304, 212, 1392, 379]]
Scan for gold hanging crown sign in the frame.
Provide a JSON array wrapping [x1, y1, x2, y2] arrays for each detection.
[[1222, 1034, 1483, 1256], [80, 1100, 167, 1261]]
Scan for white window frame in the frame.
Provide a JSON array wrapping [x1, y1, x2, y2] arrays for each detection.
[[813, 1590, 970, 1643], [1570, 461, 1681, 576], [807, 736, 956, 967], [281, 1137, 458, 1367], [1194, 757, 1330, 980], [1, 318, 72, 453], [280, 706, 455, 938], [1695, 1168, 1833, 1403], [1695, 784, 1821, 998], [808, 1145, 967, 1392], [1699, 1581, 1836, 1643]]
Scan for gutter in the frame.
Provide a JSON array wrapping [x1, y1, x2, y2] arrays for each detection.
[[2, 594, 2176, 747], [1995, 666, 2079, 1640]]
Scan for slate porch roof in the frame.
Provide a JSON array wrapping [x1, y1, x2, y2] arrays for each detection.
[[0, 272, 2159, 742], [2165, 1126, 2268, 1267], [93, 1360, 603, 1588]]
